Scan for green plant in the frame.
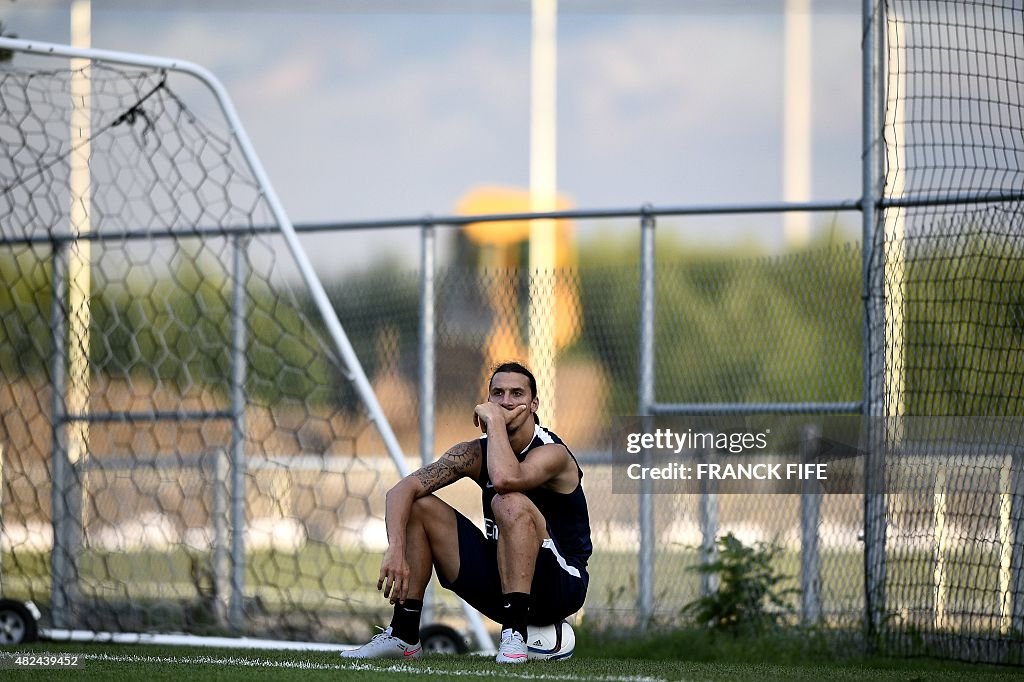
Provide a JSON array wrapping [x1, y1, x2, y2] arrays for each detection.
[[682, 532, 798, 634]]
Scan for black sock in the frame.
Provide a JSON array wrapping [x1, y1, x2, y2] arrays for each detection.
[[500, 592, 530, 640], [389, 598, 423, 644]]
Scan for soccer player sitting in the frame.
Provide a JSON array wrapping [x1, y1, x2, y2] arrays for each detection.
[[340, 362, 592, 663]]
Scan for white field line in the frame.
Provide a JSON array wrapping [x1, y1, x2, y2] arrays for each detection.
[[0, 650, 666, 682], [41, 629, 353, 651]]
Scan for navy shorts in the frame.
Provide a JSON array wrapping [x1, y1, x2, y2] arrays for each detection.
[[438, 511, 588, 625]]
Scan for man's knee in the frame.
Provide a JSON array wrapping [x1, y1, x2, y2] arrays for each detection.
[[410, 494, 443, 518], [490, 492, 541, 530], [410, 495, 458, 538]]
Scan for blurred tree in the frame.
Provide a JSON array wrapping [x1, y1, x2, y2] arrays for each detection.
[[575, 233, 862, 418]]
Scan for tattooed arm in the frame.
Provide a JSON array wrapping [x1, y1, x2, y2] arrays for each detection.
[[377, 440, 481, 602], [410, 440, 481, 495]]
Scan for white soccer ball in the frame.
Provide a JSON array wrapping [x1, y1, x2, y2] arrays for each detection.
[[526, 620, 575, 661]]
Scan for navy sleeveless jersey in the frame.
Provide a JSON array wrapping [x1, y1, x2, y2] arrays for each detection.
[[477, 425, 593, 570]]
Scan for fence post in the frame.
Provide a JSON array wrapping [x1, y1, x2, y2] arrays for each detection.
[[637, 209, 656, 629], [699, 448, 719, 599], [211, 447, 230, 627], [49, 240, 80, 630], [227, 234, 248, 631], [418, 221, 437, 627], [862, 0, 888, 644], [418, 221, 436, 471], [800, 423, 823, 625]]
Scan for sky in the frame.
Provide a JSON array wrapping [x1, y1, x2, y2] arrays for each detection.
[[1, 0, 866, 275]]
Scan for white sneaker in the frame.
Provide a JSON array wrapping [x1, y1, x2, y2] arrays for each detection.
[[340, 626, 423, 660], [495, 628, 529, 664]]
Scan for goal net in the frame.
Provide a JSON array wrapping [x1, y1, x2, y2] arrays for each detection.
[[869, 0, 1024, 662], [0, 40, 409, 642]]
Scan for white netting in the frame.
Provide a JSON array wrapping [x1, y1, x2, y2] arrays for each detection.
[[0, 50, 400, 641]]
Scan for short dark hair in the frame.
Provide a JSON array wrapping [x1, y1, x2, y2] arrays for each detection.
[[488, 361, 538, 399]]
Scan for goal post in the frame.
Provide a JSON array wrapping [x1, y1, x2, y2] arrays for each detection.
[[0, 36, 491, 647]]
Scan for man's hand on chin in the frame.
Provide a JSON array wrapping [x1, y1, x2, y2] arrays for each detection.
[[474, 403, 527, 432]]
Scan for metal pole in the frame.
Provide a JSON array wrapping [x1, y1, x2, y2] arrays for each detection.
[[800, 423, 823, 625], [227, 234, 248, 630], [698, 448, 719, 599], [529, 0, 559, 429], [417, 222, 437, 628], [67, 0, 93, 549], [862, 0, 887, 644], [652, 400, 862, 416], [49, 241, 75, 629], [212, 447, 229, 627], [637, 210, 656, 629], [783, 0, 813, 247], [418, 223, 436, 471]]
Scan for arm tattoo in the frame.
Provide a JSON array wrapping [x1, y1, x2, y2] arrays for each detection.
[[414, 440, 477, 494]]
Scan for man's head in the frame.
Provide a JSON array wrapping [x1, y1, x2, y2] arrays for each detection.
[[487, 361, 540, 426]]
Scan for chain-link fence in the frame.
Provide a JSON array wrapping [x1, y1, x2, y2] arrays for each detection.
[[1, 0, 1023, 665]]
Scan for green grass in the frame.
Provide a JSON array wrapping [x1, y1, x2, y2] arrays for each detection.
[[4, 544, 1008, 637], [1, 632, 1021, 682]]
